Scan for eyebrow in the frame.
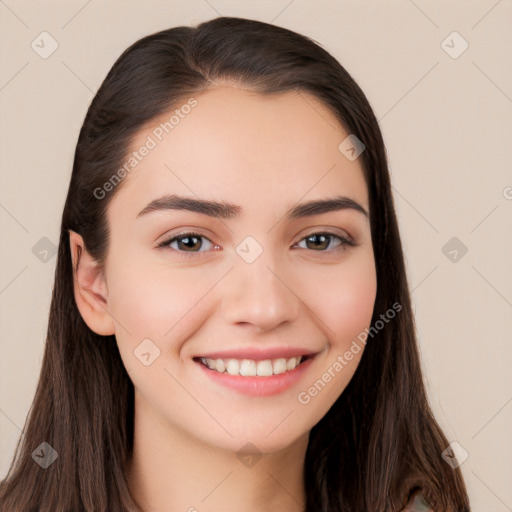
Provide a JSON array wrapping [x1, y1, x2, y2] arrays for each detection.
[[136, 194, 369, 221]]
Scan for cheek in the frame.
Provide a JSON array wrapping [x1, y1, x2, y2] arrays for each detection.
[[104, 260, 212, 395], [105, 255, 219, 351], [314, 253, 377, 349], [295, 255, 376, 417]]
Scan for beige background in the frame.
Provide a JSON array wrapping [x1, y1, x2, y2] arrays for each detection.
[[1, 1, 511, 510]]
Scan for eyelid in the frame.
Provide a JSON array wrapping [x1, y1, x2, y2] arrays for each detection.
[[299, 226, 354, 242]]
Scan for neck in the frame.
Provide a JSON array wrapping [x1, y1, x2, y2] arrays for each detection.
[[125, 392, 308, 512]]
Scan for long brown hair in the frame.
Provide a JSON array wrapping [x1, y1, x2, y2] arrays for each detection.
[[0, 16, 470, 512]]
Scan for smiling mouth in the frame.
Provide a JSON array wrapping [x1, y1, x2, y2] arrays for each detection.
[[194, 355, 312, 377]]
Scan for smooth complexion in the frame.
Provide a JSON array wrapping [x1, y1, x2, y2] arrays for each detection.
[[70, 85, 377, 512]]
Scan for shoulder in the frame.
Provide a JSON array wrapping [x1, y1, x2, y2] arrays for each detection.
[[400, 490, 435, 512]]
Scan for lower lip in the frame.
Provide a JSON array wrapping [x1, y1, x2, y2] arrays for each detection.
[[195, 357, 315, 397]]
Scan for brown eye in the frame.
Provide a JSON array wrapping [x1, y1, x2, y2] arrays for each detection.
[[175, 234, 202, 252], [295, 232, 354, 252], [159, 232, 215, 255], [304, 234, 331, 251]]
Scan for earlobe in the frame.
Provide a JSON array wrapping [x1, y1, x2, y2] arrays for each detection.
[[69, 230, 115, 336]]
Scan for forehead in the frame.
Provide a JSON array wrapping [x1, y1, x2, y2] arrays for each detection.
[[108, 85, 368, 220]]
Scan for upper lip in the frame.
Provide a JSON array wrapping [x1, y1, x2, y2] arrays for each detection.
[[194, 347, 319, 361]]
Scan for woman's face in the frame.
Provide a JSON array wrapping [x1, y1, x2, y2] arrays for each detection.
[[102, 85, 377, 453]]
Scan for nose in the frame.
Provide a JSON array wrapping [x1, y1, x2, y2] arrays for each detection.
[[220, 255, 301, 332]]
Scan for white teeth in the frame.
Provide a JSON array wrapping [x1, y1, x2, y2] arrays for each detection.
[[286, 357, 298, 371], [199, 356, 304, 376], [273, 358, 287, 375], [256, 360, 273, 377], [226, 359, 240, 375], [240, 359, 257, 377]]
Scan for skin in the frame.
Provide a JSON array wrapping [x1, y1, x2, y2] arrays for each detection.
[[70, 85, 377, 512]]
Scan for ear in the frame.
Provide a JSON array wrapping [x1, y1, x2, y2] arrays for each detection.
[[69, 230, 115, 336]]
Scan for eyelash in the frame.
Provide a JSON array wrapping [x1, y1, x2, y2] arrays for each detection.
[[158, 230, 355, 258]]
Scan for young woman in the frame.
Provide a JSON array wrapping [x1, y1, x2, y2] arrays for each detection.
[[0, 16, 471, 512]]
